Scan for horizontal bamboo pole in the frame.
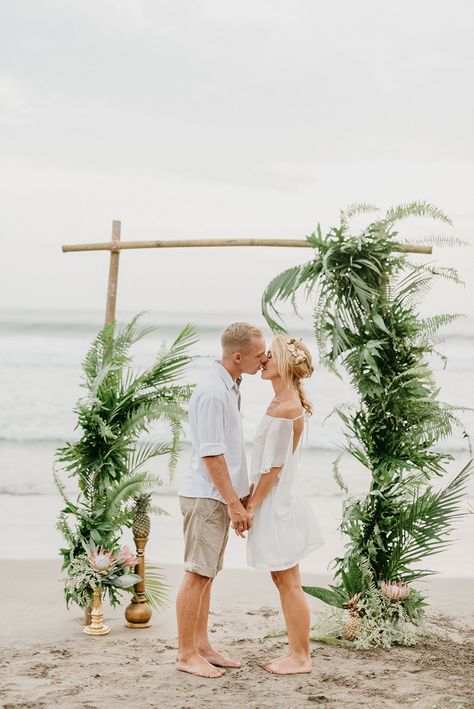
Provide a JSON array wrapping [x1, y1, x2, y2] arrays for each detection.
[[62, 238, 432, 255]]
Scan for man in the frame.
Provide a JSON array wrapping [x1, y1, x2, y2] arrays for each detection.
[[176, 322, 268, 678]]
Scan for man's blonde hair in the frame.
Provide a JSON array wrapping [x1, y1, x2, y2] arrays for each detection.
[[221, 322, 263, 354]]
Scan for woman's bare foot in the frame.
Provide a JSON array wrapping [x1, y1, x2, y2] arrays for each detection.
[[176, 655, 226, 678], [261, 651, 290, 666], [199, 648, 241, 668], [263, 654, 312, 675]]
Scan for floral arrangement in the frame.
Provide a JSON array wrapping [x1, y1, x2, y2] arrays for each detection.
[[64, 542, 141, 609]]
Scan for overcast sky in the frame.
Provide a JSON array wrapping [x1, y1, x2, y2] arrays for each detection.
[[1, 0, 473, 319]]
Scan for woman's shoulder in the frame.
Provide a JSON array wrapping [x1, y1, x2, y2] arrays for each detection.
[[269, 401, 304, 421]]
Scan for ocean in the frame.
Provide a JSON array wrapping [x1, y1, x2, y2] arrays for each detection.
[[0, 308, 473, 575], [2, 307, 473, 449]]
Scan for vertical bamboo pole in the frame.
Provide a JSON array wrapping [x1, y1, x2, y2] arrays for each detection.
[[105, 220, 121, 325], [84, 220, 122, 627]]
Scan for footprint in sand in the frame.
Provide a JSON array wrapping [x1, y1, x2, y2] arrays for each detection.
[[48, 648, 72, 659], [22, 663, 58, 679], [246, 606, 279, 619]]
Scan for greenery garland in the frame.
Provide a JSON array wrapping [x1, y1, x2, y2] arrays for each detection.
[[261, 202, 472, 645], [55, 314, 197, 609]]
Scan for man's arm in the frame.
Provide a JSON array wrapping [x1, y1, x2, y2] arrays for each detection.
[[201, 454, 250, 537]]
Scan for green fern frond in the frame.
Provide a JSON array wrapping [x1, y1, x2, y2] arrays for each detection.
[[341, 203, 380, 222], [56, 513, 76, 545], [53, 470, 75, 509], [332, 454, 348, 494], [401, 235, 469, 248], [378, 201, 452, 228], [418, 313, 465, 338], [418, 264, 464, 286]]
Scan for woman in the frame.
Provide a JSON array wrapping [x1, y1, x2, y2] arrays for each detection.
[[245, 335, 323, 675]]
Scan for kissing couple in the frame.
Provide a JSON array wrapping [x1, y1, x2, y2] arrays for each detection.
[[176, 322, 322, 678]]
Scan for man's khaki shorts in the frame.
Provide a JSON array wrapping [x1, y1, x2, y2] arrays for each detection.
[[179, 496, 230, 578]]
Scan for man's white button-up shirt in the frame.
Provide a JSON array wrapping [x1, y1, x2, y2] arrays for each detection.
[[179, 362, 249, 502]]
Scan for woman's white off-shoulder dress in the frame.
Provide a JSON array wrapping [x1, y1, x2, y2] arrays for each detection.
[[246, 414, 323, 571]]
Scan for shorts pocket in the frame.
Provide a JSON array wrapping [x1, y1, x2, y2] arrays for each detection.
[[197, 498, 222, 523]]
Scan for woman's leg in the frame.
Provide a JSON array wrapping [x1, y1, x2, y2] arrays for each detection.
[[266, 565, 312, 674]]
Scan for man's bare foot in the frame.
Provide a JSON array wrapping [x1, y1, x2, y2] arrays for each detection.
[[263, 654, 312, 675], [176, 655, 226, 678], [199, 648, 241, 668]]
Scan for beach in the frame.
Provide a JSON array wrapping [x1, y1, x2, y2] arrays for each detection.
[[1, 561, 473, 708], [1, 445, 474, 708]]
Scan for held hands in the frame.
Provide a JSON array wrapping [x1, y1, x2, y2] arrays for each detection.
[[228, 498, 251, 538]]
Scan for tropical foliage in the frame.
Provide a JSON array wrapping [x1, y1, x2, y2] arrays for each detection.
[[55, 314, 197, 609], [262, 202, 472, 643]]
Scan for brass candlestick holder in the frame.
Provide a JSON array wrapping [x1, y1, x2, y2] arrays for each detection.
[[125, 535, 152, 628], [84, 585, 110, 635]]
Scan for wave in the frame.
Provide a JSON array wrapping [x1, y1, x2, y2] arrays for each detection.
[[3, 323, 473, 342], [1, 485, 472, 500], [1, 309, 473, 339], [0, 434, 471, 453], [0, 434, 342, 451]]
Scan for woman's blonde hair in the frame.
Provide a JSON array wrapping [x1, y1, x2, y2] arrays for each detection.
[[271, 335, 314, 415]]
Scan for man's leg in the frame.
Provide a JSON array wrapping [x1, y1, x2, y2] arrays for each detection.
[[176, 571, 225, 678], [195, 578, 241, 668]]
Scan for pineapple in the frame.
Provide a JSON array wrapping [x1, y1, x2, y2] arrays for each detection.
[[343, 593, 362, 641], [132, 493, 152, 538]]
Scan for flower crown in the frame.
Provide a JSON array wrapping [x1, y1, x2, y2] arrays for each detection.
[[286, 338, 307, 365]]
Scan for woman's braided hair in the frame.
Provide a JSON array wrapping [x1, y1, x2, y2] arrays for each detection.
[[271, 335, 314, 415]]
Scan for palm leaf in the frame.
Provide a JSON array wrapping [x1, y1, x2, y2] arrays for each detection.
[[127, 441, 173, 476], [261, 261, 321, 333], [102, 473, 158, 521], [144, 563, 169, 609], [387, 461, 473, 580], [302, 586, 346, 608]]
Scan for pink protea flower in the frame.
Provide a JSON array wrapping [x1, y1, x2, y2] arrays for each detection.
[[115, 545, 138, 568], [87, 544, 117, 574], [380, 580, 411, 601]]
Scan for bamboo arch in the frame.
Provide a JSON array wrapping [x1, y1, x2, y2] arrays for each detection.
[[61, 219, 432, 629], [62, 220, 432, 325]]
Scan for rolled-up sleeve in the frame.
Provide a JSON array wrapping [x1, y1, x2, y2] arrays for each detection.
[[196, 394, 227, 457]]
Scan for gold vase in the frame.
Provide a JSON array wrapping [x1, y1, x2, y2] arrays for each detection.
[[125, 536, 152, 628], [84, 585, 110, 636]]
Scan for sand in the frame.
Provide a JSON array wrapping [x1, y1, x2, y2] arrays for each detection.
[[0, 561, 473, 708]]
